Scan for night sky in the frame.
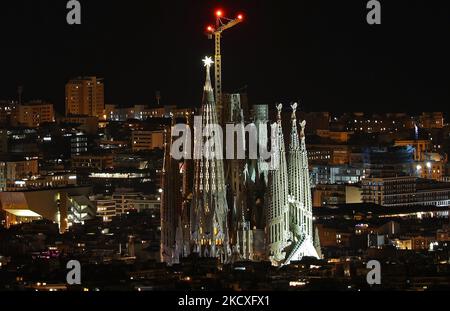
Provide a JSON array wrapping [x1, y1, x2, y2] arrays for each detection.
[[0, 0, 449, 114]]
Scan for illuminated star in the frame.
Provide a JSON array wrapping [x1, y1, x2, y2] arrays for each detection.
[[202, 56, 214, 68]]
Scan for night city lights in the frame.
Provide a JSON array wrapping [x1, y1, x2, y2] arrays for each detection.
[[1, 0, 450, 309]]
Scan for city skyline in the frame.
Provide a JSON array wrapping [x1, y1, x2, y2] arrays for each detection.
[[1, 0, 450, 298], [0, 0, 449, 113]]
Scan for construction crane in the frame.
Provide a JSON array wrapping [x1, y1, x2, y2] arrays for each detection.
[[206, 9, 244, 124]]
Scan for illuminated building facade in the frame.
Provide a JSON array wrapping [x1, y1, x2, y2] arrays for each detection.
[[265, 104, 290, 264], [131, 130, 164, 152], [310, 164, 364, 185], [362, 176, 450, 207], [341, 112, 415, 133], [95, 197, 116, 222], [266, 103, 319, 266], [308, 145, 350, 165], [67, 195, 96, 226], [65, 76, 105, 117], [0, 157, 39, 191], [105, 104, 194, 121], [284, 104, 319, 264], [113, 192, 161, 215], [15, 101, 55, 128], [0, 186, 92, 232], [395, 139, 431, 162]]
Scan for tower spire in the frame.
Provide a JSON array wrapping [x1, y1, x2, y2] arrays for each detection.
[[290, 102, 300, 150], [276, 103, 283, 123], [202, 56, 214, 92], [191, 56, 230, 263], [287, 102, 303, 245], [284, 104, 319, 265], [266, 103, 290, 265], [291, 102, 297, 121]]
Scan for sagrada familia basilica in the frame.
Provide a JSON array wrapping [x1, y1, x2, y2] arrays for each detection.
[[161, 57, 321, 266]]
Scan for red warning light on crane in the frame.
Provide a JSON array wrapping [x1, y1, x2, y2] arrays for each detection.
[[206, 25, 214, 32], [237, 14, 244, 20], [215, 10, 223, 17]]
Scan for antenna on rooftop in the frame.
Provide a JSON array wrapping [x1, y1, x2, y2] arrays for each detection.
[[156, 91, 161, 106], [18, 86, 23, 105]]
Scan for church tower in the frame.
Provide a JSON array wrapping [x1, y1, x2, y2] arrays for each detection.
[[190, 57, 230, 262], [265, 104, 291, 265], [284, 103, 319, 265], [161, 116, 182, 264]]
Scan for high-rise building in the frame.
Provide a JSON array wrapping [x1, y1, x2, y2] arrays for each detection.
[[190, 57, 230, 263], [68, 132, 89, 156], [359, 146, 415, 178], [15, 101, 55, 127], [65, 76, 105, 117]]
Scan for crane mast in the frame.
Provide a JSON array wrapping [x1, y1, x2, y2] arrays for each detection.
[[206, 10, 243, 125], [214, 32, 222, 124]]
